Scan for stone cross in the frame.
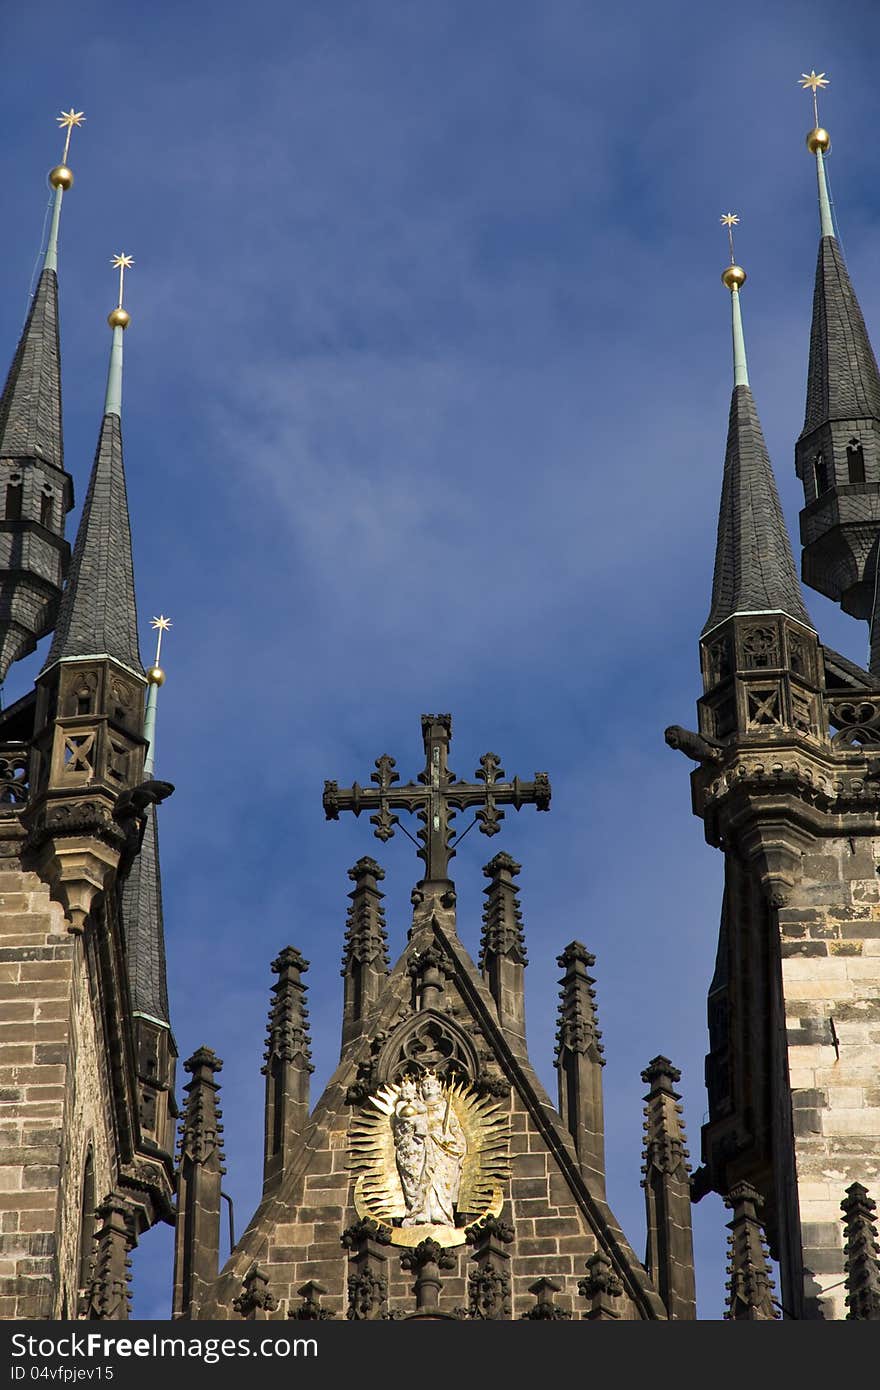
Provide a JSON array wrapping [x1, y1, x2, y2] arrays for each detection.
[[323, 714, 550, 883]]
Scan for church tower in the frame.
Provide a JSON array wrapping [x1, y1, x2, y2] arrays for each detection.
[[0, 118, 176, 1319], [668, 76, 880, 1320]]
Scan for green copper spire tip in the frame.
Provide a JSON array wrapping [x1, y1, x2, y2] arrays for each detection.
[[815, 147, 835, 240], [103, 323, 124, 418], [730, 284, 749, 388], [143, 680, 159, 777], [43, 184, 64, 274]]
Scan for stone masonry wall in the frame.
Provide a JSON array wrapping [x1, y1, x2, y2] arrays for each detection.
[[778, 834, 880, 1320], [0, 857, 114, 1318], [235, 1088, 636, 1320]]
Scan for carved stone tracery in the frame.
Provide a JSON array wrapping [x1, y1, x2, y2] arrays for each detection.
[[375, 1009, 479, 1087]]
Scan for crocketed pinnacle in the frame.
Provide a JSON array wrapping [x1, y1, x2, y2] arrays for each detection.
[[724, 1182, 779, 1320], [801, 236, 880, 440], [262, 947, 313, 1076], [342, 858, 390, 972], [841, 1181, 880, 1320], [43, 408, 142, 673], [178, 1047, 225, 1169], [479, 852, 527, 968], [0, 269, 63, 471], [704, 384, 813, 635], [641, 1056, 689, 1182], [555, 942, 604, 1065]]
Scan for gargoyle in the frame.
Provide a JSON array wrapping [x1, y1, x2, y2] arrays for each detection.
[[114, 779, 175, 883], [664, 725, 724, 765]]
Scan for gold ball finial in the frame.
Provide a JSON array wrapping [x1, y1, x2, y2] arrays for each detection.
[[48, 164, 74, 190], [146, 665, 166, 687], [806, 126, 831, 154], [722, 264, 747, 291], [107, 306, 131, 330]]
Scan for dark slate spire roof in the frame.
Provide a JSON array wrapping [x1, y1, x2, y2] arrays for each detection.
[[121, 805, 169, 1024], [0, 268, 63, 468], [703, 385, 813, 635], [801, 237, 880, 439], [43, 411, 142, 671]]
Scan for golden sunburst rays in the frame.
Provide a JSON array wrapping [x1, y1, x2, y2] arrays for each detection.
[[56, 108, 85, 164], [799, 70, 829, 127], [348, 1077, 511, 1247]]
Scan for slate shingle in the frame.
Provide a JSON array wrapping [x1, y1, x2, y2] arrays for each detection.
[[0, 269, 63, 469], [801, 236, 880, 438], [121, 804, 170, 1025], [704, 385, 813, 635], [44, 412, 142, 671]]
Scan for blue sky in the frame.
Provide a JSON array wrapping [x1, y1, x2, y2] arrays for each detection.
[[4, 0, 880, 1319]]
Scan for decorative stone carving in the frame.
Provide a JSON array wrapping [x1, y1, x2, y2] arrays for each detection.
[[288, 1280, 334, 1320], [520, 1277, 572, 1320], [375, 1009, 479, 1087], [232, 1262, 278, 1318], [0, 746, 29, 806], [841, 1182, 880, 1321], [723, 1182, 779, 1320], [464, 1214, 514, 1320], [342, 1217, 392, 1321], [400, 1239, 457, 1316], [578, 1251, 623, 1320], [664, 725, 724, 764], [741, 626, 779, 669]]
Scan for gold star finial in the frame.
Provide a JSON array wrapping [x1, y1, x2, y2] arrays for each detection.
[[720, 212, 740, 265], [56, 108, 85, 165], [111, 253, 134, 310], [150, 615, 172, 669], [799, 70, 829, 126]]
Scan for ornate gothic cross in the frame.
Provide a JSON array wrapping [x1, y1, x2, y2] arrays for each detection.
[[323, 714, 551, 883]]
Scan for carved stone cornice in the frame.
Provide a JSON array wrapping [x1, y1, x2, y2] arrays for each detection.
[[693, 743, 880, 834], [689, 743, 880, 903]]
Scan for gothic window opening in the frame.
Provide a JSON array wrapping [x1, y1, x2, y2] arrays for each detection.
[[39, 491, 53, 528], [847, 438, 866, 483], [4, 478, 22, 520], [77, 1147, 96, 1294], [814, 452, 830, 496]]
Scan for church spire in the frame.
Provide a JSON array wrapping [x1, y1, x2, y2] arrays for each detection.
[[794, 74, 880, 646], [0, 110, 83, 468], [0, 111, 80, 684], [703, 222, 812, 637], [43, 255, 141, 675]]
